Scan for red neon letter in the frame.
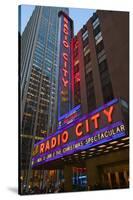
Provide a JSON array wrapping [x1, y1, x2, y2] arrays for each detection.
[[51, 137, 57, 149], [75, 123, 83, 137], [91, 113, 100, 129], [62, 131, 69, 144], [63, 53, 68, 61], [45, 140, 50, 152], [63, 60, 67, 69], [64, 17, 68, 24], [63, 40, 69, 48], [57, 134, 61, 146], [62, 68, 68, 77], [40, 143, 45, 154], [85, 119, 90, 133], [62, 77, 68, 87], [103, 106, 114, 123], [63, 27, 69, 35]]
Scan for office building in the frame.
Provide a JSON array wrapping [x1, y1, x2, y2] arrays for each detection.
[[19, 6, 69, 193]]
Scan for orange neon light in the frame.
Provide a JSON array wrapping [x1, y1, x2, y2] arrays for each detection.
[[75, 122, 83, 137], [91, 113, 100, 129], [51, 137, 57, 149], [38, 105, 115, 155], [85, 119, 90, 133], [103, 106, 114, 123], [61, 131, 69, 143]]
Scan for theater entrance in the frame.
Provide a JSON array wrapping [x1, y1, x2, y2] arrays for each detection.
[[99, 162, 129, 189], [72, 167, 88, 191]]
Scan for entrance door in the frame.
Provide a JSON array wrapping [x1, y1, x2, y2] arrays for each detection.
[[101, 163, 129, 189], [72, 167, 87, 191]]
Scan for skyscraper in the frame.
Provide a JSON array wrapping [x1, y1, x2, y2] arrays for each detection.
[[19, 6, 69, 193]]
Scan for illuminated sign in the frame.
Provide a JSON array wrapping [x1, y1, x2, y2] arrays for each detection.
[[71, 38, 80, 99], [32, 99, 127, 167], [58, 104, 81, 129], [58, 11, 73, 117]]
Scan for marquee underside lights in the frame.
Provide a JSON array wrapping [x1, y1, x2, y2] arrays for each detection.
[[32, 99, 128, 168]]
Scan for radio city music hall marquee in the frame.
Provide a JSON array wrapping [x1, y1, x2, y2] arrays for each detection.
[[32, 99, 127, 168]]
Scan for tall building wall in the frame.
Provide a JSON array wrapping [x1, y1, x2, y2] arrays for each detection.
[[72, 10, 129, 114], [96, 10, 129, 103], [20, 5, 69, 190]]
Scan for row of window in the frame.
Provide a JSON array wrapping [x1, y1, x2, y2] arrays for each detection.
[[85, 70, 96, 112], [98, 60, 114, 103], [92, 16, 114, 104]]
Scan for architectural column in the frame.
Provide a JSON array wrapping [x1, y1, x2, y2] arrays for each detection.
[[64, 165, 73, 192], [86, 161, 99, 188]]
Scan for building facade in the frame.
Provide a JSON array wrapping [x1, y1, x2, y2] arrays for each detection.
[[70, 10, 129, 191], [20, 7, 129, 194], [72, 10, 129, 114], [32, 10, 129, 193], [20, 6, 69, 193]]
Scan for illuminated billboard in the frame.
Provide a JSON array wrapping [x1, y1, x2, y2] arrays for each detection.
[[58, 11, 73, 118], [32, 99, 127, 168]]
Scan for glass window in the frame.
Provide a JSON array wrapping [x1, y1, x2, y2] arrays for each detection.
[[42, 8, 50, 19], [96, 40, 104, 54], [92, 17, 100, 29], [82, 30, 89, 41], [84, 52, 91, 65], [96, 35, 103, 45], [83, 37, 89, 48], [102, 83, 114, 103], [99, 60, 108, 72], [93, 25, 101, 36]]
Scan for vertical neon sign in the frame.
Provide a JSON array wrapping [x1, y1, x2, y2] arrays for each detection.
[[58, 11, 73, 118]]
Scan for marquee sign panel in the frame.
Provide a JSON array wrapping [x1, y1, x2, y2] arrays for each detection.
[[32, 99, 127, 168]]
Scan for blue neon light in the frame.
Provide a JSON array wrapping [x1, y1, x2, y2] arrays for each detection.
[[58, 104, 81, 121]]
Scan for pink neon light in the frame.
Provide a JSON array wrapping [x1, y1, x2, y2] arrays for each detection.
[[71, 38, 75, 100]]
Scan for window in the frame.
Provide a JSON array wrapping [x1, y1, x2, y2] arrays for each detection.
[[98, 60, 114, 103], [82, 30, 89, 41], [83, 37, 89, 48], [99, 59, 108, 73], [85, 70, 96, 112], [42, 8, 50, 19], [84, 52, 91, 65], [96, 36, 103, 45], [93, 25, 101, 36], [92, 18, 100, 29], [96, 40, 104, 54], [102, 83, 114, 103], [47, 40, 55, 51]]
